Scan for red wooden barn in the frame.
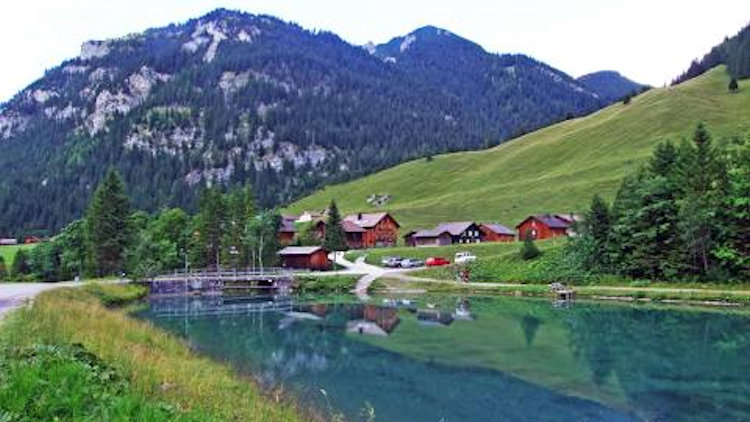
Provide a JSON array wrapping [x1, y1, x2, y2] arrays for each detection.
[[479, 223, 516, 243], [516, 214, 581, 240], [278, 246, 331, 270]]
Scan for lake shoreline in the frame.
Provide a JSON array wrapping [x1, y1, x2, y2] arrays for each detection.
[[372, 277, 750, 308]]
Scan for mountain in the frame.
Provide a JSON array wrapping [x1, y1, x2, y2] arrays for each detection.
[[673, 22, 750, 84], [0, 9, 620, 235], [577, 71, 646, 102], [289, 66, 750, 232]]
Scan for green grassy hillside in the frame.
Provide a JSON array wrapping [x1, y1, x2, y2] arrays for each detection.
[[0, 244, 32, 267], [289, 66, 750, 233]]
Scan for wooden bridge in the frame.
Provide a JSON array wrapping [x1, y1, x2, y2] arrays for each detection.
[[147, 294, 294, 319], [145, 268, 297, 295]]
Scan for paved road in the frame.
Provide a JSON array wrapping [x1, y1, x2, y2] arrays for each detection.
[[0, 281, 81, 319], [331, 253, 412, 299]]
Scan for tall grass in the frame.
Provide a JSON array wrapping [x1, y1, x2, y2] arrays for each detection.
[[0, 284, 308, 422]]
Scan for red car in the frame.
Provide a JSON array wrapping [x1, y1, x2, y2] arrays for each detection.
[[425, 257, 451, 267]]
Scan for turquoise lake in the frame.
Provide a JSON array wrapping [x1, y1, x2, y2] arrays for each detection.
[[138, 294, 750, 422]]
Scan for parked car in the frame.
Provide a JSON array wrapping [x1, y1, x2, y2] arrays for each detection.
[[382, 256, 403, 268], [425, 257, 451, 267], [454, 252, 477, 264], [400, 258, 425, 268]]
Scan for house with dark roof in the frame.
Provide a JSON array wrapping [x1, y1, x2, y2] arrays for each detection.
[[278, 246, 331, 270], [411, 222, 482, 247], [516, 214, 582, 240], [479, 223, 516, 243]]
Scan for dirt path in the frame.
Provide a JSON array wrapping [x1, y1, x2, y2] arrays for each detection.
[[0, 282, 81, 319]]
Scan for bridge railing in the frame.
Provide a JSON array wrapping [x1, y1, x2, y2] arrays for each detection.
[[153, 267, 299, 278]]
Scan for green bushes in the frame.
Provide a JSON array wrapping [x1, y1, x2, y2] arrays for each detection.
[[294, 275, 360, 293]]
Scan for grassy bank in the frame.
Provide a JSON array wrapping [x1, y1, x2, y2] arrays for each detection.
[[0, 284, 307, 422], [294, 274, 361, 294], [373, 278, 750, 306]]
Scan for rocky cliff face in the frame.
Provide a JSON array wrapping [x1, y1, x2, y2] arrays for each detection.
[[0, 8, 619, 235]]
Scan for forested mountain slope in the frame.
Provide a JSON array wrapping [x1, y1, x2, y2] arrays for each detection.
[[673, 22, 750, 84], [577, 71, 646, 102], [0, 9, 615, 235], [289, 67, 750, 232]]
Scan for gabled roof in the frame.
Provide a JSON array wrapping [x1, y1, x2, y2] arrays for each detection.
[[413, 221, 478, 239], [480, 223, 515, 236], [278, 246, 326, 256], [516, 214, 574, 229], [341, 220, 366, 233], [343, 212, 399, 228], [435, 221, 477, 236]]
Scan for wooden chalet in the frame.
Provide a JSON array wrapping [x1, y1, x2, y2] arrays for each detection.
[[278, 215, 299, 245], [342, 212, 400, 248], [278, 246, 331, 271], [411, 222, 482, 247], [516, 214, 582, 240], [479, 223, 516, 243]]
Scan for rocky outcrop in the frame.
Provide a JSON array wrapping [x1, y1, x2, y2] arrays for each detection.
[[80, 41, 111, 60]]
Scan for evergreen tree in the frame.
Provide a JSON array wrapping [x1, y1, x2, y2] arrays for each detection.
[[222, 187, 255, 268], [729, 77, 739, 93], [85, 169, 131, 276], [714, 135, 750, 278], [584, 194, 611, 270], [323, 200, 347, 251], [677, 123, 722, 275], [196, 187, 227, 269], [520, 230, 541, 260]]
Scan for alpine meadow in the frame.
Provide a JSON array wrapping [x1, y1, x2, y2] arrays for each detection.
[[289, 66, 750, 232]]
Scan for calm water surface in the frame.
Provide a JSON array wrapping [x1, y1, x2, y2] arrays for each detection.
[[137, 294, 750, 422]]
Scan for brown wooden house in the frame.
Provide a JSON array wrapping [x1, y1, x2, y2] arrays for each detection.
[[516, 214, 581, 240], [479, 223, 515, 243], [278, 246, 331, 270], [343, 212, 400, 248], [277, 215, 299, 245], [411, 222, 482, 247]]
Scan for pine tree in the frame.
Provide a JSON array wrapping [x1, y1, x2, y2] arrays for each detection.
[[323, 200, 348, 252], [196, 187, 227, 269], [729, 77, 739, 93], [586, 194, 611, 269], [678, 123, 722, 276], [86, 169, 131, 276]]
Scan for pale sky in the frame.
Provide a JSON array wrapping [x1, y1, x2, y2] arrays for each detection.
[[2, 0, 749, 101]]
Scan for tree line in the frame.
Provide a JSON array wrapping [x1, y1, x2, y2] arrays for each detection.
[[0, 170, 281, 282], [571, 124, 749, 282]]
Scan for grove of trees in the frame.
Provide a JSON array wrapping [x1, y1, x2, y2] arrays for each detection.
[[2, 170, 281, 282], [571, 124, 749, 282]]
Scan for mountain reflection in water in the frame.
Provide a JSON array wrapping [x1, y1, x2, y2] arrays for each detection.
[[138, 295, 750, 422]]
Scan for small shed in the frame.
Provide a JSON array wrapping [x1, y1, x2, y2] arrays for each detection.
[[278, 246, 331, 271]]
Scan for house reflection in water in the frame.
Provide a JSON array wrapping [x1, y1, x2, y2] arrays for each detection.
[[347, 305, 401, 337], [417, 309, 454, 326]]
